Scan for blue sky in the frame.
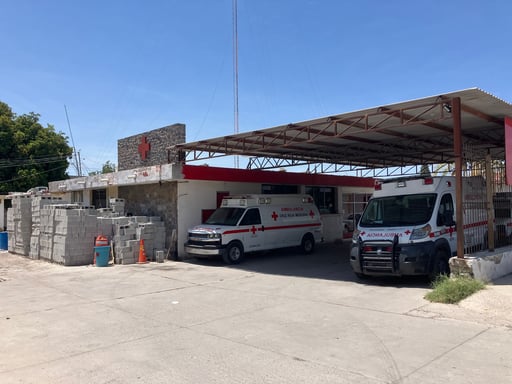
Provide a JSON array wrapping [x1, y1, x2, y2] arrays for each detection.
[[1, 0, 511, 174]]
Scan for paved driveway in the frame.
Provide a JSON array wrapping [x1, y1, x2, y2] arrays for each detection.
[[1, 243, 511, 383]]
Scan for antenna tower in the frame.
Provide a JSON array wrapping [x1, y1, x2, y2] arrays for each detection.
[[233, 0, 240, 168]]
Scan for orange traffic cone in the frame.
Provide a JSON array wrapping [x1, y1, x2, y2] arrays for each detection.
[[137, 239, 148, 264]]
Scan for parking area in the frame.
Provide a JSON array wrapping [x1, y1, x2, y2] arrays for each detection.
[[1, 243, 511, 383]]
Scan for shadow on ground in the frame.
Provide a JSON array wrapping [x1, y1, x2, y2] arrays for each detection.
[[179, 241, 430, 288]]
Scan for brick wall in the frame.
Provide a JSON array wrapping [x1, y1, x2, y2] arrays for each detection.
[[117, 124, 186, 171]]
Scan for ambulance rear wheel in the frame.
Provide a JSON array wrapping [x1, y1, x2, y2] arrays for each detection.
[[301, 234, 315, 254], [223, 242, 244, 264]]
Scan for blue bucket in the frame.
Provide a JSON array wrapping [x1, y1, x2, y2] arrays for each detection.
[[94, 246, 110, 267], [0, 232, 7, 250]]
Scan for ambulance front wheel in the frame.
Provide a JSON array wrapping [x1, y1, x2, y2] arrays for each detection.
[[429, 249, 450, 280], [301, 234, 315, 254], [223, 242, 244, 264]]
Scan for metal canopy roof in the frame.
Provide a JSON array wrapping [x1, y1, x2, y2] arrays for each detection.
[[172, 88, 512, 175]]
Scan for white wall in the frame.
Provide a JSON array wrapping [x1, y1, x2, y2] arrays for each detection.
[[0, 197, 5, 231], [176, 181, 372, 256], [321, 214, 344, 243]]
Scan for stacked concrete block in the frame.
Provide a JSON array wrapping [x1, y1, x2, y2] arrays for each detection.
[[38, 204, 58, 261], [129, 216, 148, 224], [112, 221, 139, 264], [96, 217, 116, 239], [37, 204, 98, 265], [29, 196, 65, 260], [97, 208, 116, 218], [52, 206, 98, 266], [6, 208, 14, 252], [5, 194, 166, 267], [110, 216, 166, 264], [109, 198, 125, 216], [8, 195, 32, 256], [117, 239, 140, 265], [136, 218, 166, 261], [136, 223, 155, 260]]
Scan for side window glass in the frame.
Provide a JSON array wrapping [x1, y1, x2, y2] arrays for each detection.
[[240, 208, 261, 226], [437, 194, 454, 226]]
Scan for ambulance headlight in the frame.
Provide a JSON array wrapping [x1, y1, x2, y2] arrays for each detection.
[[409, 224, 431, 240], [208, 233, 221, 239], [352, 229, 360, 244]]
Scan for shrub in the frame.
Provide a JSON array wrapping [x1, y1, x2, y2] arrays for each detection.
[[425, 275, 485, 304]]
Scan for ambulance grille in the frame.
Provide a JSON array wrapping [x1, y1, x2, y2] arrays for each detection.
[[187, 232, 221, 246], [361, 240, 395, 273]]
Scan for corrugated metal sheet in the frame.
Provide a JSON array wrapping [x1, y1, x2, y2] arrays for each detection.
[[173, 88, 512, 173]]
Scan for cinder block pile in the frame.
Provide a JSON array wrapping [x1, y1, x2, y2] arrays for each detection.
[[7, 195, 32, 255], [30, 196, 66, 260], [37, 204, 98, 265], [7, 194, 166, 266], [51, 205, 98, 265], [136, 217, 166, 261], [110, 216, 166, 264], [113, 218, 140, 264], [109, 198, 125, 215]]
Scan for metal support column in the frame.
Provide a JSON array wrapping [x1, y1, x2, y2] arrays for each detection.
[[486, 153, 495, 251], [452, 97, 465, 258]]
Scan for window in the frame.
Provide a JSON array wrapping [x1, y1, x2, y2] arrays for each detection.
[[360, 193, 437, 227], [341, 192, 371, 218], [205, 208, 245, 226], [305, 186, 336, 214], [92, 189, 107, 209], [262, 184, 298, 194], [437, 193, 454, 226], [71, 191, 83, 204], [239, 208, 261, 226]]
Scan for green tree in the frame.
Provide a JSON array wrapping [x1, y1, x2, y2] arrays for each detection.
[[0, 101, 73, 194], [101, 160, 116, 173], [89, 160, 117, 176]]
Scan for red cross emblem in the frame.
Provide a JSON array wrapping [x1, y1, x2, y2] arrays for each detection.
[[404, 230, 411, 235], [138, 136, 151, 160], [251, 226, 257, 234], [309, 210, 315, 219], [271, 211, 278, 221]]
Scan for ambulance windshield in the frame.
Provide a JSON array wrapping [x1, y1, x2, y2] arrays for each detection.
[[360, 193, 437, 227], [205, 208, 246, 226]]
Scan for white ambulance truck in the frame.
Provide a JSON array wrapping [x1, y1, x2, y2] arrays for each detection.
[[350, 176, 489, 279], [184, 194, 323, 264]]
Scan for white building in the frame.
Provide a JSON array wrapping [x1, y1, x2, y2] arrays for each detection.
[[48, 162, 374, 258]]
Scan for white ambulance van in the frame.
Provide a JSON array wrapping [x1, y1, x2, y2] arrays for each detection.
[[184, 194, 323, 264], [350, 176, 488, 279]]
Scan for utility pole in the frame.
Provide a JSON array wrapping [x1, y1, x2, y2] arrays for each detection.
[[233, 0, 240, 168]]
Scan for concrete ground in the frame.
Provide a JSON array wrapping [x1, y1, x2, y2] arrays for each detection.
[[0, 242, 511, 384]]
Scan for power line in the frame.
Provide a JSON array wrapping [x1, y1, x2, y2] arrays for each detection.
[[0, 164, 69, 185], [64, 105, 82, 176], [0, 155, 69, 169]]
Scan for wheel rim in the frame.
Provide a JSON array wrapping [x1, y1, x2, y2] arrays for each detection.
[[303, 238, 313, 252], [230, 247, 241, 261]]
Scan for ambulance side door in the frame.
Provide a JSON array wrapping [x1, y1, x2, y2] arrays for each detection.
[[437, 193, 457, 253], [238, 208, 265, 251]]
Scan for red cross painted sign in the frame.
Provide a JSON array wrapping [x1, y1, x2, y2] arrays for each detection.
[[138, 136, 151, 160]]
